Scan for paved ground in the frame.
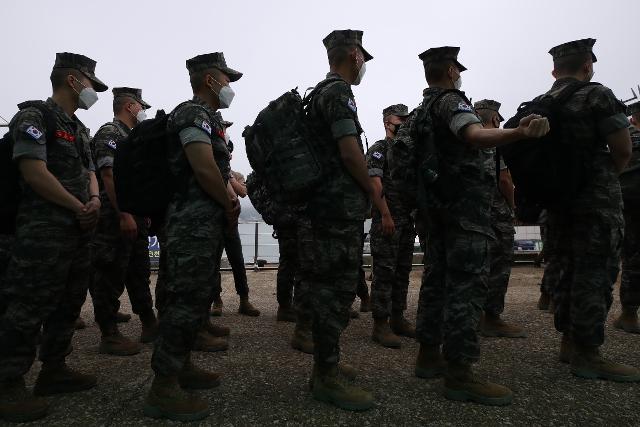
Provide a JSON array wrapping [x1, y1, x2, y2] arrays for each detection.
[[11, 266, 640, 426]]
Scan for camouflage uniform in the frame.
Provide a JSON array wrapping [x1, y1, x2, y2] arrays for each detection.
[[276, 225, 299, 308], [539, 212, 564, 299], [414, 83, 493, 365], [544, 76, 628, 346], [367, 137, 415, 319], [0, 96, 97, 380], [90, 111, 154, 332], [296, 69, 368, 368], [620, 125, 640, 308], [151, 95, 231, 377]]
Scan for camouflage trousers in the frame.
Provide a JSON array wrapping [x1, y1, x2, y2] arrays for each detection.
[[151, 202, 225, 377], [295, 218, 362, 368], [416, 210, 489, 365], [548, 207, 623, 347], [154, 227, 168, 318], [0, 210, 91, 380], [621, 206, 640, 308], [370, 219, 415, 318], [211, 224, 249, 299], [276, 225, 298, 307], [539, 221, 564, 297], [90, 210, 152, 331], [485, 217, 515, 316], [0, 234, 14, 279]]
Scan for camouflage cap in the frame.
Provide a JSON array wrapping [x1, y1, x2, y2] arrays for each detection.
[[186, 52, 243, 82], [383, 104, 410, 118], [628, 101, 640, 116], [112, 87, 151, 109], [474, 99, 504, 122], [213, 111, 233, 128], [418, 46, 467, 72], [53, 52, 108, 92], [549, 38, 597, 63], [323, 29, 373, 62]]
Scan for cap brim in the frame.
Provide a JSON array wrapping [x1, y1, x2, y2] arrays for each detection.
[[591, 52, 597, 63], [359, 46, 373, 62], [454, 60, 467, 72], [222, 121, 233, 127], [83, 72, 108, 92], [219, 66, 243, 82], [498, 113, 505, 122]]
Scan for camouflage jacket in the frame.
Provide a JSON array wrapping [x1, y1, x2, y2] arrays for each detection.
[[482, 148, 515, 232]]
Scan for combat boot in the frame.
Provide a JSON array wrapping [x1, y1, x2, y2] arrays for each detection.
[[390, 312, 416, 338], [291, 321, 314, 354], [277, 305, 297, 322], [537, 291, 550, 311], [349, 306, 360, 319], [372, 317, 401, 348], [74, 317, 86, 330], [178, 357, 221, 390], [309, 363, 358, 390], [0, 377, 48, 423], [140, 311, 159, 343], [415, 344, 447, 379], [559, 334, 572, 364], [613, 305, 640, 334], [203, 319, 230, 337], [34, 362, 96, 396], [443, 362, 513, 406], [311, 365, 374, 411], [480, 313, 527, 338], [210, 299, 223, 317], [570, 344, 640, 382], [99, 325, 142, 356], [359, 294, 371, 313], [238, 296, 260, 317], [116, 311, 131, 323], [143, 375, 209, 422], [193, 329, 228, 353]]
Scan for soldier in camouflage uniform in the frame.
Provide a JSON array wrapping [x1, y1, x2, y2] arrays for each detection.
[[543, 39, 639, 381], [474, 100, 526, 338], [89, 87, 158, 356], [412, 46, 550, 406], [613, 101, 640, 334], [366, 104, 416, 349], [293, 30, 376, 411], [145, 53, 242, 422], [0, 52, 107, 422]]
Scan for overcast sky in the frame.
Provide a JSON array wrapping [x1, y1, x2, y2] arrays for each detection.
[[2, 0, 638, 182]]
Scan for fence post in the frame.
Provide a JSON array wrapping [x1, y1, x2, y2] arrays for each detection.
[[253, 222, 259, 271]]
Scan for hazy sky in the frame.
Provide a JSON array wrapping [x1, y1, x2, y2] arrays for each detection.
[[2, 0, 638, 181]]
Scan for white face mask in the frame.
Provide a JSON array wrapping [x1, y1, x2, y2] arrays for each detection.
[[353, 61, 366, 86], [72, 77, 98, 110], [136, 109, 147, 123], [454, 75, 462, 90], [210, 76, 235, 109]]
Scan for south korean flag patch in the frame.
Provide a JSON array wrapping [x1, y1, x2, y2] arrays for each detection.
[[200, 120, 212, 135], [347, 98, 357, 113], [106, 140, 117, 150], [25, 125, 43, 141], [372, 151, 383, 160], [456, 102, 473, 113]]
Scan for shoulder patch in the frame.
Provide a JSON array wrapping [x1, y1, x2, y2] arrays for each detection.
[[106, 140, 117, 150], [25, 125, 43, 140], [347, 98, 357, 113], [372, 151, 383, 160], [456, 102, 473, 113], [199, 120, 212, 135]]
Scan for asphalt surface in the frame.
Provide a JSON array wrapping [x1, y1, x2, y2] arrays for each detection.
[[9, 266, 640, 426]]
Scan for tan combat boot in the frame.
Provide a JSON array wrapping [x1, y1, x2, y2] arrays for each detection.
[[140, 311, 159, 343], [238, 296, 260, 317], [193, 329, 228, 353], [115, 311, 131, 323], [311, 365, 374, 411], [571, 344, 640, 382], [276, 305, 297, 323], [443, 363, 513, 406], [203, 319, 230, 337], [309, 363, 358, 390], [34, 362, 97, 396], [559, 333, 572, 364], [349, 306, 360, 319], [210, 298, 223, 317], [415, 344, 447, 379], [537, 291, 551, 311], [74, 317, 86, 330], [613, 305, 640, 334], [390, 312, 416, 338], [99, 325, 142, 356], [0, 377, 48, 423], [144, 374, 209, 422], [372, 317, 401, 348], [178, 357, 221, 390], [480, 313, 527, 338], [291, 321, 314, 354], [359, 294, 371, 313]]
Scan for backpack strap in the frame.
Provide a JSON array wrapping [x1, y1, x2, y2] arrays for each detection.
[[552, 81, 601, 106], [302, 77, 345, 109]]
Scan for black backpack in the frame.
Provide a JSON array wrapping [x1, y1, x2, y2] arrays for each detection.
[[246, 171, 276, 225], [0, 101, 56, 234], [620, 131, 640, 207], [113, 108, 177, 218], [243, 78, 341, 204], [501, 81, 601, 220]]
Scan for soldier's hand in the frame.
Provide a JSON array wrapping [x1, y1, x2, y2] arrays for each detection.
[[382, 213, 396, 236], [518, 115, 550, 138], [120, 213, 138, 241], [225, 198, 240, 229], [77, 199, 101, 230]]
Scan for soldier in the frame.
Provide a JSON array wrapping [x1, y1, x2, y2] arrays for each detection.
[[412, 46, 550, 406], [537, 210, 564, 312], [613, 100, 640, 333], [145, 53, 241, 421], [543, 39, 639, 381], [89, 87, 158, 356], [367, 104, 416, 348], [474, 100, 526, 338], [0, 52, 107, 422], [293, 29, 377, 411]]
